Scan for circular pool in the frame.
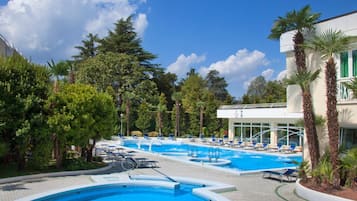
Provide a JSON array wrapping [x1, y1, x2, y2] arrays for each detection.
[[28, 184, 206, 201]]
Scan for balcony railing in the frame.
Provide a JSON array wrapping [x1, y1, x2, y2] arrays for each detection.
[[337, 80, 354, 102]]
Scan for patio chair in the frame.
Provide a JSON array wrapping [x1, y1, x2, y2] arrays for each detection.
[[262, 169, 297, 182]]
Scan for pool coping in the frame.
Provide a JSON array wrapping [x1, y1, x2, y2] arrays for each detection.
[[16, 174, 236, 201]]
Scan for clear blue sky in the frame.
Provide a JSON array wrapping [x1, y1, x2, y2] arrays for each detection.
[[0, 0, 355, 98]]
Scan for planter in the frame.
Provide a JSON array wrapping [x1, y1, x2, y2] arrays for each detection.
[[295, 179, 353, 201]]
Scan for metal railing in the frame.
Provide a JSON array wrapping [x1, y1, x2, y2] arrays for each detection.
[[219, 102, 286, 110]]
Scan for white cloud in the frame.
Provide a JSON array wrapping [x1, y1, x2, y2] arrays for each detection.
[[200, 49, 268, 79], [277, 69, 288, 80], [166, 53, 206, 79], [0, 0, 147, 63], [198, 49, 269, 98], [134, 13, 148, 37], [261, 68, 274, 80]]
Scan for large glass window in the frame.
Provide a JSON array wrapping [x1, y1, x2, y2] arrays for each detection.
[[340, 128, 357, 149], [353, 50, 357, 76], [340, 52, 349, 78]]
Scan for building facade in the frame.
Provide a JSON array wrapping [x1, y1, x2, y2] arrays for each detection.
[[0, 34, 17, 57], [217, 11, 357, 158]]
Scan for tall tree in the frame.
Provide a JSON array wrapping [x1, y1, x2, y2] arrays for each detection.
[[246, 76, 267, 103], [73, 33, 99, 61], [98, 16, 156, 69], [306, 29, 350, 188], [47, 59, 69, 92], [181, 71, 207, 135], [135, 101, 152, 134], [156, 93, 167, 136], [205, 70, 230, 101], [171, 92, 182, 137], [197, 101, 205, 137], [0, 55, 50, 169], [152, 70, 177, 110], [269, 5, 321, 169], [47, 84, 117, 167]]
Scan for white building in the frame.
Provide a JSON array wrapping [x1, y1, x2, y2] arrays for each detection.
[[0, 34, 17, 57], [217, 11, 357, 158]]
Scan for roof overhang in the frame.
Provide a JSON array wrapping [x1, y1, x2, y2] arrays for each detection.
[[217, 107, 303, 122]]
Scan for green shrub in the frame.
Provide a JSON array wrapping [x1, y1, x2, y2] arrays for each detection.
[[340, 147, 357, 189]]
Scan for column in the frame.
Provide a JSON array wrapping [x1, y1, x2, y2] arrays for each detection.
[[270, 123, 278, 145], [228, 119, 234, 141]]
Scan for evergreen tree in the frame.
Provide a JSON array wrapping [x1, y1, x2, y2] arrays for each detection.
[[73, 33, 99, 61], [98, 16, 156, 69], [205, 70, 230, 101]]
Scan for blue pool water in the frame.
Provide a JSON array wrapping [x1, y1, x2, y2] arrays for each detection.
[[123, 140, 302, 172], [34, 184, 206, 201]]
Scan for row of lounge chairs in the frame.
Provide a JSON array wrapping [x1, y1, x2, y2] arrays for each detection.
[[95, 143, 159, 169], [204, 139, 302, 154], [234, 142, 302, 153]]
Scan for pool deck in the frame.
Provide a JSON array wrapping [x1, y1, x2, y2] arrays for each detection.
[[0, 150, 306, 201]]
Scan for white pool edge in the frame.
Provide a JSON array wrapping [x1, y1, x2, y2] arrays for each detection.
[[16, 174, 235, 201]]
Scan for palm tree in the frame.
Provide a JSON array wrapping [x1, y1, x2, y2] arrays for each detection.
[[47, 59, 69, 92], [172, 92, 182, 137], [269, 5, 321, 169], [306, 29, 350, 188], [123, 91, 135, 136], [47, 59, 70, 168], [344, 78, 357, 98], [157, 93, 167, 137], [197, 101, 205, 137]]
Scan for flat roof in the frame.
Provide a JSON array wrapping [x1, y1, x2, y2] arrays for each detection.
[[219, 102, 286, 110]]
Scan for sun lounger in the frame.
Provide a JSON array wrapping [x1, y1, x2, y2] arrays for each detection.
[[262, 169, 297, 182], [266, 144, 279, 152], [279, 145, 293, 154]]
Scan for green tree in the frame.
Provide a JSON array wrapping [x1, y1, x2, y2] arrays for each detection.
[[306, 29, 350, 188], [263, 80, 287, 103], [73, 33, 99, 61], [47, 84, 117, 167], [47, 59, 69, 92], [247, 76, 266, 103], [197, 101, 205, 137], [181, 71, 207, 135], [171, 92, 182, 137], [152, 70, 177, 110], [156, 93, 167, 136], [135, 101, 152, 134], [205, 70, 230, 102], [0, 55, 50, 170], [269, 5, 321, 169], [344, 78, 357, 98], [98, 16, 156, 68]]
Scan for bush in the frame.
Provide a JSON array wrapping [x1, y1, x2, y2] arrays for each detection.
[[63, 158, 101, 171], [92, 156, 103, 162]]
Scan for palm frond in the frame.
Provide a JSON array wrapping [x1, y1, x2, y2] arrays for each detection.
[[285, 69, 321, 91]]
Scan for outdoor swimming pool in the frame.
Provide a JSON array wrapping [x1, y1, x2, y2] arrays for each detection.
[[32, 184, 206, 201], [122, 139, 302, 173]]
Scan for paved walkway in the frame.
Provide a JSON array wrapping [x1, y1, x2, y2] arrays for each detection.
[[0, 151, 306, 201]]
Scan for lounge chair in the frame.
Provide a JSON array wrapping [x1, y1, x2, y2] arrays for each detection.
[[279, 145, 293, 154], [262, 169, 297, 182], [266, 144, 279, 152], [254, 143, 265, 151]]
